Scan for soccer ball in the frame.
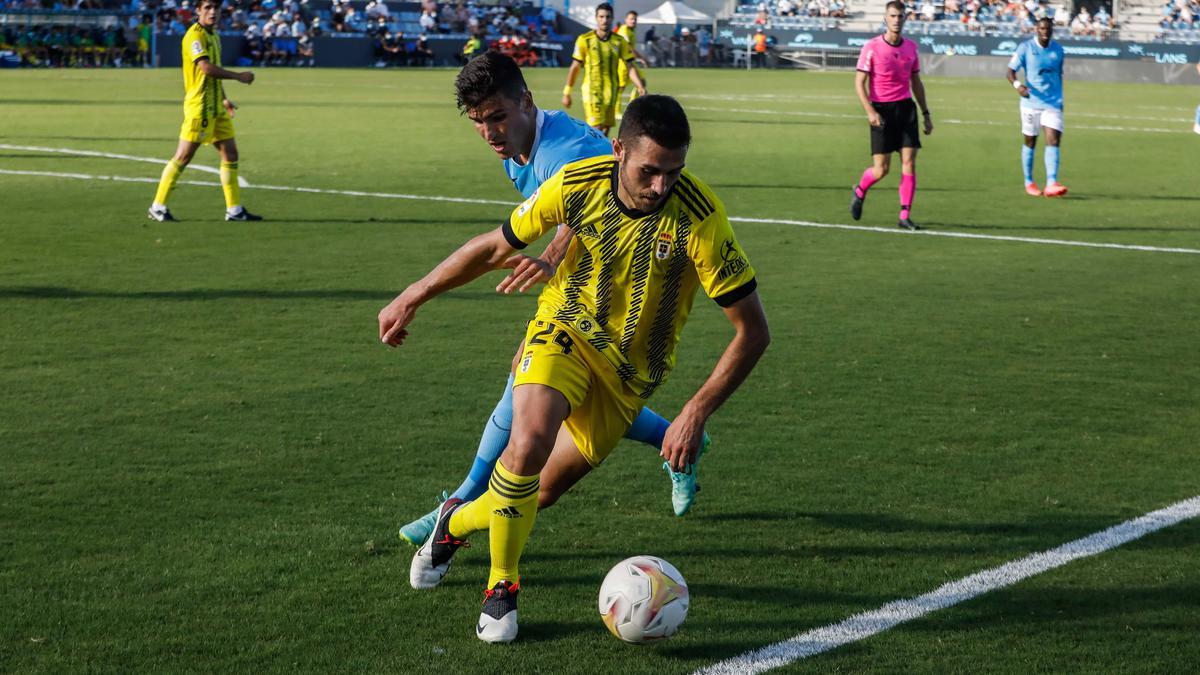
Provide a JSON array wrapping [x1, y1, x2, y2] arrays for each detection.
[[598, 555, 689, 644]]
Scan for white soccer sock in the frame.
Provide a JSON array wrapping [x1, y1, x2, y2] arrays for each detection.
[[226, 205, 243, 216]]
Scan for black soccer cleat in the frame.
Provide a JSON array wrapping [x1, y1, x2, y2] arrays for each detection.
[[897, 218, 922, 231], [409, 497, 469, 589], [849, 189, 864, 221], [225, 208, 263, 222], [476, 580, 520, 643], [148, 206, 177, 222]]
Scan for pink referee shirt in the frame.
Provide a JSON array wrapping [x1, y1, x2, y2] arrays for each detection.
[[856, 36, 920, 103]]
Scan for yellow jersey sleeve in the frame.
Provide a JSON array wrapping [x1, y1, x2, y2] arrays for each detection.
[[571, 33, 588, 62], [184, 25, 210, 63], [502, 170, 566, 250], [688, 196, 758, 307], [618, 34, 635, 62]]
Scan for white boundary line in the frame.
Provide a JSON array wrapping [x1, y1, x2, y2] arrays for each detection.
[[0, 144, 250, 187], [696, 494, 1200, 675], [685, 106, 1191, 134], [2, 167, 1198, 255]]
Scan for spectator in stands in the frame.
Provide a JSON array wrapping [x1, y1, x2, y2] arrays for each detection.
[[411, 33, 434, 66], [245, 24, 264, 65], [377, 28, 405, 66], [1070, 7, 1090, 35], [919, 0, 936, 20], [831, 0, 847, 18], [295, 25, 314, 65], [369, 15, 388, 37], [778, 0, 797, 16], [419, 8, 436, 33], [310, 17, 322, 37], [331, 0, 347, 32]]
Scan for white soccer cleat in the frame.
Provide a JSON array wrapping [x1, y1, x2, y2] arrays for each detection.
[[476, 580, 520, 643], [409, 497, 468, 590]]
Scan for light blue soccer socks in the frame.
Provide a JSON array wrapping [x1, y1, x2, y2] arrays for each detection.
[[450, 373, 515, 502], [1044, 145, 1060, 184], [1022, 145, 1035, 185], [624, 406, 671, 448]]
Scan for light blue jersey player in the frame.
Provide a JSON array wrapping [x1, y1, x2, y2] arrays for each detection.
[[398, 53, 710, 547], [1006, 17, 1068, 197]]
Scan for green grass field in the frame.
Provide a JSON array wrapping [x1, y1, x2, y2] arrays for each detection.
[[2, 67, 1199, 673]]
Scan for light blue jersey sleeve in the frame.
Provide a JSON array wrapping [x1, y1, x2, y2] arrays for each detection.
[[1007, 41, 1027, 75]]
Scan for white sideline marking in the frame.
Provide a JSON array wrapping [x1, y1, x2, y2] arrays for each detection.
[[0, 144, 251, 187], [686, 106, 1190, 134], [729, 216, 1200, 255], [3, 168, 1199, 256], [695, 495, 1200, 675]]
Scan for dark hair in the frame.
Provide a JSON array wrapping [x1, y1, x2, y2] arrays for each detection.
[[596, 2, 613, 14], [454, 50, 528, 113], [885, 1, 905, 12], [626, 10, 638, 17], [618, 95, 690, 150], [1036, 16, 1053, 25]]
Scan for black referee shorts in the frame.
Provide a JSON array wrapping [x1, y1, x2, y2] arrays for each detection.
[[870, 98, 921, 155]]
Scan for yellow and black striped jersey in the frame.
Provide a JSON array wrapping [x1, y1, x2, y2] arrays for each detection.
[[571, 31, 634, 108], [503, 155, 758, 399], [180, 23, 225, 122], [614, 24, 636, 49]]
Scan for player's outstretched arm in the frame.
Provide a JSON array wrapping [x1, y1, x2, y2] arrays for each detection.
[[198, 58, 254, 84], [660, 290, 770, 471], [378, 227, 517, 346]]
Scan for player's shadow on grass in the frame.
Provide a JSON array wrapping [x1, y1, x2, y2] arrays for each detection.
[[512, 619, 597, 643]]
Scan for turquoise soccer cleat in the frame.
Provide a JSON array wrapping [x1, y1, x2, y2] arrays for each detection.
[[399, 491, 449, 546], [663, 434, 710, 517]]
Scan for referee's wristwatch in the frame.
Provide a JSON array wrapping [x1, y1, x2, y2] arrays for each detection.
[[921, 110, 931, 117]]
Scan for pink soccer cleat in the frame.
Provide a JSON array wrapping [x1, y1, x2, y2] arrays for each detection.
[[1044, 182, 1068, 198], [1025, 182, 1042, 196]]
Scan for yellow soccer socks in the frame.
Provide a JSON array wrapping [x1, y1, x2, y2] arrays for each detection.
[[449, 462, 539, 587], [220, 161, 240, 212], [152, 158, 184, 208]]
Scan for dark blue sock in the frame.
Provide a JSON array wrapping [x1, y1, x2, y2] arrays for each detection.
[[623, 406, 671, 449]]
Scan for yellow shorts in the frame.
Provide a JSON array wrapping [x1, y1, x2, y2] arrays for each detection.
[[513, 318, 642, 468], [180, 115, 235, 145], [581, 95, 617, 129]]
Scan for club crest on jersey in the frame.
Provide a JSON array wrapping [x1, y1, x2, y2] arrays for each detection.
[[655, 232, 673, 260], [520, 352, 533, 373], [191, 40, 204, 56]]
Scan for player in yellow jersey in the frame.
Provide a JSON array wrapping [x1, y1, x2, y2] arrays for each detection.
[[148, 0, 261, 223], [615, 11, 650, 110], [381, 95, 770, 643], [562, 2, 646, 136]]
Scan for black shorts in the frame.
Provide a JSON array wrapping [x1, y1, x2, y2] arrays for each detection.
[[870, 98, 921, 155]]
